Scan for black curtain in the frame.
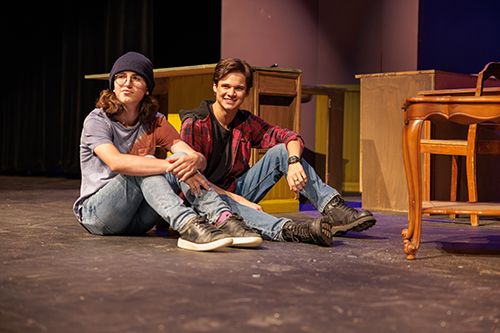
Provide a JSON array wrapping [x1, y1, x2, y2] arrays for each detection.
[[1, 0, 221, 177]]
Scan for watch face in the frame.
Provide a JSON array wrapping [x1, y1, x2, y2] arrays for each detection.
[[288, 156, 301, 164]]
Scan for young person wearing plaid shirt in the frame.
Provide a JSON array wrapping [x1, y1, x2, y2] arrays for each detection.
[[179, 58, 376, 246]]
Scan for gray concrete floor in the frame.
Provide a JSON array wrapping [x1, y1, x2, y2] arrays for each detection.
[[1, 175, 500, 332]]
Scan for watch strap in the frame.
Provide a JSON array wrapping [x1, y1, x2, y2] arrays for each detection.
[[288, 155, 302, 165]]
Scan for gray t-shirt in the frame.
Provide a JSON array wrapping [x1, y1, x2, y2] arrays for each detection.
[[73, 108, 180, 221]]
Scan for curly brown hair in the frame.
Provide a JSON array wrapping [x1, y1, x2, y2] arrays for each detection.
[[95, 89, 158, 123]]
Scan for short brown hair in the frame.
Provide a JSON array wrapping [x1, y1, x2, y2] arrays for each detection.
[[96, 89, 158, 123], [213, 58, 254, 92]]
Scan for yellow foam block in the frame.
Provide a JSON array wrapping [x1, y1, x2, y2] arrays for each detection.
[[259, 199, 300, 213]]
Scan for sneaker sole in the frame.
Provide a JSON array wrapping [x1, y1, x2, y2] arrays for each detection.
[[177, 237, 233, 251], [332, 215, 377, 236], [230, 236, 263, 248]]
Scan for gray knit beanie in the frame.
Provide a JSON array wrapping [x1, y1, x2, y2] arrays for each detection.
[[109, 52, 155, 92]]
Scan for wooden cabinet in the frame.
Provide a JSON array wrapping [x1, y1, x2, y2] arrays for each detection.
[[241, 67, 302, 212], [86, 64, 303, 212], [355, 70, 493, 212]]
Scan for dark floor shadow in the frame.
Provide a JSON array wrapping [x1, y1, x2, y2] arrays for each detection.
[[336, 233, 387, 241], [437, 235, 500, 256]]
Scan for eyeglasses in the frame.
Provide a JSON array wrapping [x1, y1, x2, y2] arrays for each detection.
[[114, 73, 145, 87]]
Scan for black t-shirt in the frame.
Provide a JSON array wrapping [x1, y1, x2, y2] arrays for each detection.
[[204, 108, 233, 189]]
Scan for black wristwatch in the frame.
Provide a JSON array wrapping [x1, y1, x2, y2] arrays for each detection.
[[288, 155, 302, 165]]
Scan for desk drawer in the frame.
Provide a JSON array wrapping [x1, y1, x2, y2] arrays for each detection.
[[258, 74, 297, 96]]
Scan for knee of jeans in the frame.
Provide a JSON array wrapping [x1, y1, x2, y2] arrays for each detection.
[[263, 144, 286, 159], [81, 204, 117, 235], [167, 151, 187, 160], [269, 143, 287, 154], [267, 144, 288, 167], [80, 218, 114, 235]]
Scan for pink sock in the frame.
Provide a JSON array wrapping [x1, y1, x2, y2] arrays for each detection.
[[216, 211, 232, 226]]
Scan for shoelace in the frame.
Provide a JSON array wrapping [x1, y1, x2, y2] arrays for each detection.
[[227, 214, 250, 228], [281, 223, 311, 243], [334, 198, 359, 214], [191, 216, 221, 234]]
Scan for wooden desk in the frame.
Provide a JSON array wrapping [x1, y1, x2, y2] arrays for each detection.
[[302, 85, 346, 193], [86, 64, 303, 213], [402, 94, 500, 259]]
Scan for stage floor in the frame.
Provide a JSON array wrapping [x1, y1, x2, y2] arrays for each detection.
[[1, 175, 500, 332]]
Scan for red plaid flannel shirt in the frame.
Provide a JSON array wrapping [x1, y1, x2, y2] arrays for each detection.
[[180, 108, 304, 192]]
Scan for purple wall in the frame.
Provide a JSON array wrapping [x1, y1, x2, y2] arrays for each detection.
[[221, 0, 418, 149]]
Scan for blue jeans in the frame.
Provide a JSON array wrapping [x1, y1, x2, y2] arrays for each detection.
[[80, 153, 231, 235], [220, 144, 339, 241]]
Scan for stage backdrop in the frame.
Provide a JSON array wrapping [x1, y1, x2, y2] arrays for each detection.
[[1, 0, 221, 176], [2, 0, 500, 177]]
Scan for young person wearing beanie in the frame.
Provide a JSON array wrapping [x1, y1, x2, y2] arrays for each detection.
[[73, 52, 262, 251], [179, 58, 376, 247]]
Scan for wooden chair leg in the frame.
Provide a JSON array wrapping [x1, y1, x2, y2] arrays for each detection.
[[422, 121, 432, 216], [449, 155, 461, 218], [423, 152, 431, 217], [466, 124, 479, 226]]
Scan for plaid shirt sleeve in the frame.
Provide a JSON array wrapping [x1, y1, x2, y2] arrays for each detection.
[[180, 117, 213, 162], [180, 118, 196, 149], [246, 112, 304, 150]]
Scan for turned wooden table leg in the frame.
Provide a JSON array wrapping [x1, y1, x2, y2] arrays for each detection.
[[402, 119, 424, 259]]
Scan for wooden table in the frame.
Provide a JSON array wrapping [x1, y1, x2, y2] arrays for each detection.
[[418, 87, 500, 97], [401, 92, 500, 259]]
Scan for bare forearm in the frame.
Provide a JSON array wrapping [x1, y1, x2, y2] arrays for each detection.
[[286, 140, 303, 158], [106, 153, 172, 176], [94, 143, 168, 176], [210, 182, 231, 196], [210, 182, 263, 211]]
